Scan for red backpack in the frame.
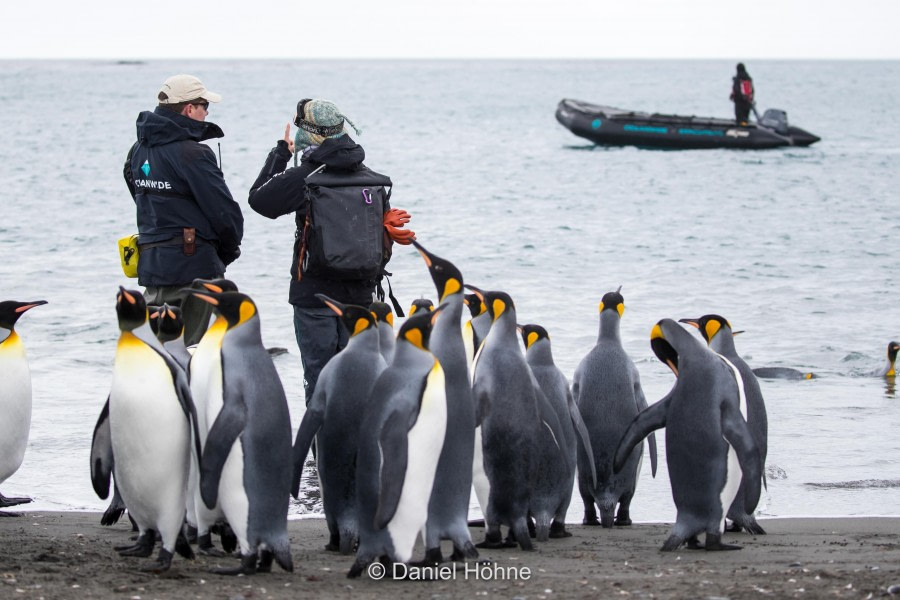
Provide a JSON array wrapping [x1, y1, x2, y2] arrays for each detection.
[[739, 79, 754, 102]]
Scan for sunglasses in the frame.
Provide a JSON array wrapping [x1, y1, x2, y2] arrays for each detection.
[[191, 101, 210, 110]]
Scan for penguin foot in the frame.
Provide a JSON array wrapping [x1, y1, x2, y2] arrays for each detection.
[[140, 549, 173, 573], [549, 521, 572, 539], [450, 542, 479, 561], [738, 517, 767, 536], [660, 535, 685, 552], [212, 553, 258, 576], [527, 516, 536, 539], [0, 494, 32, 508], [475, 531, 516, 549], [174, 530, 194, 560], [467, 518, 486, 527], [257, 550, 274, 573], [614, 517, 633, 527], [117, 532, 155, 557], [347, 559, 367, 579], [198, 533, 225, 557], [184, 524, 199, 544], [704, 534, 741, 551], [582, 516, 602, 526], [100, 506, 125, 526], [409, 546, 443, 567], [212, 522, 238, 553], [0, 511, 25, 517], [725, 521, 742, 533], [324, 532, 341, 552], [686, 536, 704, 550]]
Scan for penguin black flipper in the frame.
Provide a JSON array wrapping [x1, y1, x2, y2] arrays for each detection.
[[101, 485, 126, 526], [90, 397, 113, 500], [633, 382, 658, 478], [721, 399, 763, 512], [291, 404, 324, 498], [200, 393, 248, 510], [373, 409, 411, 530], [566, 388, 597, 489], [613, 393, 671, 473]]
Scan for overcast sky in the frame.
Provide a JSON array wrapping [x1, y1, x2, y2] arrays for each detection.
[[1, 0, 898, 60]]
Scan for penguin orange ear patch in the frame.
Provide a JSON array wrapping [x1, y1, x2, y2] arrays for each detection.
[[704, 320, 722, 341], [617, 303, 625, 317], [404, 328, 425, 350], [353, 318, 369, 336], [527, 331, 539, 348], [443, 278, 461, 300]]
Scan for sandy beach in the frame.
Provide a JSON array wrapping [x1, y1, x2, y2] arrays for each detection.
[[0, 512, 898, 599]]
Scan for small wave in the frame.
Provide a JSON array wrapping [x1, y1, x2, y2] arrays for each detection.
[[804, 479, 900, 490]]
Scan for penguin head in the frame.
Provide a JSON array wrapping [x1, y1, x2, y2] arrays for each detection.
[[116, 287, 148, 332], [368, 301, 394, 328], [464, 293, 486, 319], [147, 304, 162, 336], [519, 323, 549, 350], [188, 290, 258, 328], [482, 291, 516, 323], [599, 288, 625, 317], [317, 294, 376, 338], [412, 241, 464, 303], [409, 298, 435, 316], [190, 277, 239, 294], [650, 319, 680, 376], [0, 299, 48, 331], [154, 304, 184, 343], [888, 341, 900, 371], [397, 307, 440, 351], [679, 314, 732, 344]]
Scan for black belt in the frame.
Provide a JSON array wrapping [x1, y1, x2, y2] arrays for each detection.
[[138, 236, 213, 250]]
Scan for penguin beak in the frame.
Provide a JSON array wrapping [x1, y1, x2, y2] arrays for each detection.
[[14, 300, 48, 313], [201, 282, 224, 293], [316, 293, 345, 316], [464, 284, 485, 303], [118, 287, 137, 305], [650, 324, 679, 376], [411, 240, 432, 268], [678, 318, 700, 329], [183, 288, 220, 306]]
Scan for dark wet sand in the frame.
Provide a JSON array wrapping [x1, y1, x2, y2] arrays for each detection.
[[1, 512, 899, 599]]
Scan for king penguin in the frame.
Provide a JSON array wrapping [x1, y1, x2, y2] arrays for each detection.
[[185, 278, 239, 556], [349, 309, 448, 578], [369, 301, 396, 363], [614, 318, 762, 551], [292, 294, 387, 554], [409, 298, 435, 315], [412, 241, 479, 563], [464, 293, 491, 367], [680, 314, 767, 535], [521, 323, 597, 537], [472, 290, 544, 550], [0, 299, 47, 513], [189, 289, 293, 575], [573, 289, 657, 528], [91, 287, 200, 571], [153, 304, 191, 371], [878, 341, 900, 377]]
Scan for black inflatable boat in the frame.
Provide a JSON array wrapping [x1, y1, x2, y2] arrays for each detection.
[[556, 99, 820, 150]]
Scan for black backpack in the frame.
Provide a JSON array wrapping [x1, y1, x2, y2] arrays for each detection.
[[299, 165, 393, 281]]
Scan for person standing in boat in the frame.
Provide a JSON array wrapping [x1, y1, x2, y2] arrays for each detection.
[[730, 63, 755, 124]]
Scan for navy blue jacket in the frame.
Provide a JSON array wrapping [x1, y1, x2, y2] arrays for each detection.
[[249, 136, 386, 308], [124, 108, 244, 287]]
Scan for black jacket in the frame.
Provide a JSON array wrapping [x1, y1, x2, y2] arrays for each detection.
[[249, 136, 385, 308], [124, 108, 244, 287]]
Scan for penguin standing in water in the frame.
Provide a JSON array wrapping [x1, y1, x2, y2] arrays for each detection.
[[614, 318, 761, 551], [0, 299, 47, 513], [472, 290, 542, 550], [412, 242, 478, 563], [349, 309, 448, 578], [520, 323, 597, 537], [292, 295, 387, 554], [91, 287, 199, 571], [680, 314, 767, 535], [573, 289, 657, 528], [369, 301, 395, 363], [189, 289, 293, 575], [878, 341, 900, 377]]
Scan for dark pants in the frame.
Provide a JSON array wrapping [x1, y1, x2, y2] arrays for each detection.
[[735, 101, 752, 123], [143, 285, 214, 347], [293, 305, 349, 406]]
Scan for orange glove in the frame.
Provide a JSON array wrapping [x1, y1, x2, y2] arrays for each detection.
[[384, 208, 411, 227], [385, 224, 416, 245]]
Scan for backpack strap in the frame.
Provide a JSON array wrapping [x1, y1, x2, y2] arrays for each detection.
[[377, 271, 404, 317]]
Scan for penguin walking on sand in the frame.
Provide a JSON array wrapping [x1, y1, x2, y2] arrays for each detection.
[[614, 318, 762, 552], [91, 287, 199, 571], [292, 295, 387, 554], [520, 323, 597, 537], [369, 301, 396, 363], [680, 314, 767, 535], [188, 289, 293, 575], [573, 289, 657, 528], [471, 290, 543, 550], [0, 299, 47, 513], [412, 242, 479, 563], [349, 309, 448, 578]]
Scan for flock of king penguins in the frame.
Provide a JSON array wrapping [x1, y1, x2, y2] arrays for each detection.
[[2, 241, 900, 578]]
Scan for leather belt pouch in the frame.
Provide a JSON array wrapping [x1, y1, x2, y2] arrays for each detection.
[[183, 227, 196, 256]]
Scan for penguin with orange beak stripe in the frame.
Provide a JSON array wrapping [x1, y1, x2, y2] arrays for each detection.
[[614, 318, 761, 552], [679, 314, 767, 535], [292, 294, 387, 554], [0, 299, 47, 513], [368, 301, 396, 363], [188, 289, 293, 575]]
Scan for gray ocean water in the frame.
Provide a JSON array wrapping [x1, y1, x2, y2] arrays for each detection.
[[1, 59, 898, 523]]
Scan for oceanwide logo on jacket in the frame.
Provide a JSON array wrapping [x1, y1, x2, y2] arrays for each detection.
[[135, 159, 173, 190]]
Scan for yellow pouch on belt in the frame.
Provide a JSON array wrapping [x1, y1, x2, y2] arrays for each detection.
[[118, 234, 140, 278]]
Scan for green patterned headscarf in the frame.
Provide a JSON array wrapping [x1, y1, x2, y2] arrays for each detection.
[[294, 99, 361, 152]]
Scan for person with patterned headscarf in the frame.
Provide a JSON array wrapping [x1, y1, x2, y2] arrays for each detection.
[[248, 99, 414, 405]]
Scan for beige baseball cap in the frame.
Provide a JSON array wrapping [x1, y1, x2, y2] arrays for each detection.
[[157, 74, 222, 104]]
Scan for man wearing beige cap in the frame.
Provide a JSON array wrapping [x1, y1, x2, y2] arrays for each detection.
[[124, 74, 244, 346]]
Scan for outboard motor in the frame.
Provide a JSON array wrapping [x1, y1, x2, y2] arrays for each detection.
[[759, 109, 790, 135]]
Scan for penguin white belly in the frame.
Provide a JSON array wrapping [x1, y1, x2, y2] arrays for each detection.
[[471, 425, 490, 525], [387, 366, 447, 563], [717, 355, 748, 531], [109, 341, 190, 539], [216, 439, 251, 554], [0, 338, 31, 483], [462, 321, 475, 383]]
